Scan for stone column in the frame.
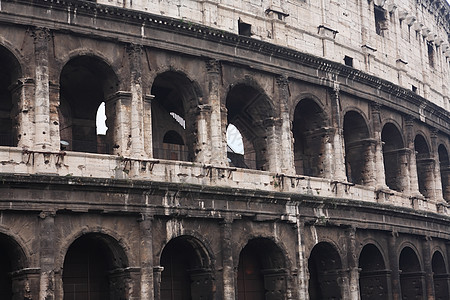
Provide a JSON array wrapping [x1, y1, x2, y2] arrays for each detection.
[[220, 216, 235, 300], [264, 117, 281, 173], [128, 44, 145, 157], [143, 95, 154, 158], [430, 129, 444, 202], [347, 226, 360, 300], [405, 116, 421, 197], [388, 232, 401, 300], [153, 266, 164, 300], [276, 76, 295, 175], [38, 211, 55, 300], [422, 236, 434, 299], [139, 214, 154, 300], [206, 59, 227, 167], [105, 91, 132, 156], [10, 78, 35, 148], [329, 83, 347, 181], [48, 82, 61, 150], [371, 103, 387, 189], [32, 27, 52, 150], [195, 104, 212, 164]]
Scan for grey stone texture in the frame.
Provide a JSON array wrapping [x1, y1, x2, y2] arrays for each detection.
[[0, 0, 449, 299]]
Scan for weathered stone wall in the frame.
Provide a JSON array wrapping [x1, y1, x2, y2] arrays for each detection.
[[0, 0, 449, 299], [94, 0, 450, 110]]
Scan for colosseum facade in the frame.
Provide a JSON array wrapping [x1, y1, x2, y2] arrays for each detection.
[[0, 0, 449, 299]]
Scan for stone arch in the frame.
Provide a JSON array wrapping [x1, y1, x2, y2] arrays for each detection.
[[0, 44, 23, 147], [237, 237, 289, 300], [438, 144, 450, 201], [414, 134, 433, 198], [399, 246, 424, 300], [159, 235, 214, 300], [358, 243, 390, 300], [343, 110, 372, 185], [59, 55, 119, 154], [431, 250, 449, 299], [308, 241, 343, 300], [151, 70, 202, 162], [225, 80, 275, 171], [292, 97, 329, 177], [381, 122, 407, 192], [56, 49, 121, 85], [0, 232, 29, 300], [62, 232, 130, 300]]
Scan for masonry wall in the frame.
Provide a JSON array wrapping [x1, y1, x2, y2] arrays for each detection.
[[0, 0, 449, 299]]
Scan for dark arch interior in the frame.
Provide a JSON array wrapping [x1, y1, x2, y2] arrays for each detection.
[[151, 72, 198, 162], [0, 46, 21, 147], [308, 242, 342, 300], [292, 99, 328, 177], [226, 84, 273, 171], [414, 135, 432, 197], [59, 56, 118, 154], [438, 144, 450, 201], [431, 251, 448, 300], [237, 238, 287, 300], [359, 244, 388, 300], [343, 111, 370, 185], [63, 233, 128, 300], [399, 247, 423, 300], [160, 236, 213, 300], [0, 233, 27, 299], [382, 123, 405, 192]]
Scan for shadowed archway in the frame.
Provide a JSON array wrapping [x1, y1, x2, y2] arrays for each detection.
[[237, 238, 288, 300]]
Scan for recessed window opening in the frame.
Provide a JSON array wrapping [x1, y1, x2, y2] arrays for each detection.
[[238, 19, 252, 37], [374, 6, 387, 36], [427, 42, 435, 68], [96, 102, 107, 135], [226, 124, 244, 155], [227, 124, 247, 168], [412, 85, 417, 93], [344, 56, 353, 67]]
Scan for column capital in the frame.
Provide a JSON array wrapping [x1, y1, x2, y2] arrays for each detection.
[[405, 115, 415, 125], [31, 27, 51, 43], [205, 59, 221, 74], [276, 75, 289, 88]]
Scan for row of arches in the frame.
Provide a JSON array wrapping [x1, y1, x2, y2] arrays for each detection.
[[1, 228, 449, 299], [309, 242, 449, 300], [1, 45, 449, 200]]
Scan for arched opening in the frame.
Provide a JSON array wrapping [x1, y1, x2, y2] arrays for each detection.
[[308, 242, 342, 300], [160, 236, 214, 300], [292, 99, 328, 177], [63, 233, 129, 300], [431, 251, 449, 300], [381, 123, 407, 192], [414, 135, 433, 198], [226, 83, 274, 171], [59, 56, 118, 154], [151, 72, 199, 162], [399, 247, 424, 299], [227, 124, 246, 168], [438, 145, 450, 201], [0, 233, 27, 299], [358, 244, 389, 300], [161, 129, 187, 161], [343, 111, 371, 185], [0, 46, 22, 147], [237, 238, 288, 300]]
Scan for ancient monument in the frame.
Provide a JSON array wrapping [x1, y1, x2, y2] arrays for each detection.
[[0, 0, 449, 298]]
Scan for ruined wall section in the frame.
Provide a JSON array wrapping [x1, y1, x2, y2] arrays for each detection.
[[95, 0, 450, 110]]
